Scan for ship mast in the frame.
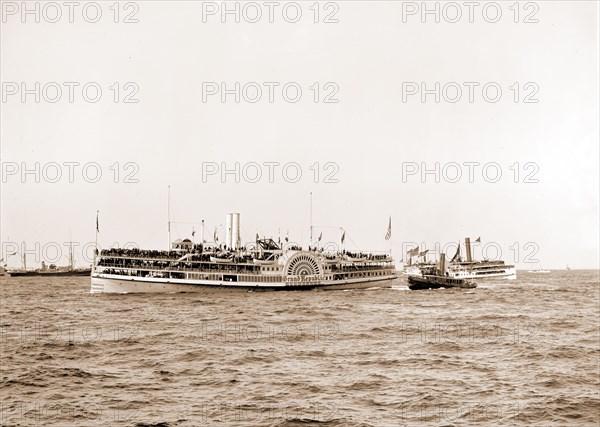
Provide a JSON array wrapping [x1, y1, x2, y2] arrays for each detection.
[[69, 228, 73, 269], [94, 211, 99, 269], [167, 185, 171, 250], [309, 192, 313, 247]]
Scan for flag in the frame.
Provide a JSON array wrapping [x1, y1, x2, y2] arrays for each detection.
[[341, 231, 346, 244], [385, 217, 392, 240], [475, 237, 481, 243], [192, 229, 196, 237], [96, 211, 99, 233], [419, 249, 429, 257], [285, 236, 289, 242], [256, 233, 259, 241], [318, 232, 323, 242], [407, 247, 419, 257], [214, 228, 218, 242]]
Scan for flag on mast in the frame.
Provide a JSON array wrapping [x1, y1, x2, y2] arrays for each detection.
[[214, 228, 218, 242], [475, 237, 481, 243], [341, 231, 346, 244], [385, 217, 392, 240], [96, 211, 99, 233], [318, 232, 323, 242]]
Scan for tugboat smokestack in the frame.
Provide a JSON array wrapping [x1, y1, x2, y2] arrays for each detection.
[[438, 253, 446, 275]]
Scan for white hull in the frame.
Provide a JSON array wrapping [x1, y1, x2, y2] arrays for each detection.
[[448, 268, 517, 280], [91, 274, 396, 294], [404, 266, 517, 280]]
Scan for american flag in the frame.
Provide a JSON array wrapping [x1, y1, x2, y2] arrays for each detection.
[[385, 217, 392, 240]]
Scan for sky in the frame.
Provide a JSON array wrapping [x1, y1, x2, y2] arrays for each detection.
[[1, 1, 598, 270]]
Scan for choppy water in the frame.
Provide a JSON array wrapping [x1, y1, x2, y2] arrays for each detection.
[[1, 270, 599, 426]]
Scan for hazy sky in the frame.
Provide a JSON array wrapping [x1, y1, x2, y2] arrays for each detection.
[[1, 1, 598, 269]]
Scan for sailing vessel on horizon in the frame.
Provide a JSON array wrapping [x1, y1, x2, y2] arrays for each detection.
[[7, 238, 91, 277]]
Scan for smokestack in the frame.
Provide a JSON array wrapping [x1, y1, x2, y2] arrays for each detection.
[[225, 213, 233, 249], [465, 237, 472, 262], [232, 213, 240, 250], [438, 253, 446, 275]]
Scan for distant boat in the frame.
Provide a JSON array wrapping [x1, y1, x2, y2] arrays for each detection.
[[527, 263, 551, 273], [527, 268, 551, 273], [9, 267, 91, 277], [7, 239, 91, 277], [566, 265, 571, 270], [403, 237, 516, 280]]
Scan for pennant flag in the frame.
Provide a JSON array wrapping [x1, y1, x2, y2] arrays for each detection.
[[385, 217, 392, 241], [341, 231, 346, 244], [285, 236, 289, 242], [256, 233, 259, 241], [96, 211, 99, 233], [214, 228, 218, 242], [407, 247, 419, 257], [318, 232, 323, 242], [419, 249, 429, 257], [475, 237, 481, 243], [192, 229, 196, 237]]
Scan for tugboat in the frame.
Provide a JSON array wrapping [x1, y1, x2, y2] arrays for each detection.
[[407, 254, 476, 290]]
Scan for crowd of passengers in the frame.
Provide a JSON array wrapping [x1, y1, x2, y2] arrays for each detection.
[[99, 246, 391, 263]]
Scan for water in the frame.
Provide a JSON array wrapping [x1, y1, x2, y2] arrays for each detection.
[[1, 270, 599, 426]]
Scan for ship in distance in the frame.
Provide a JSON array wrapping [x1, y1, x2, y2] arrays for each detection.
[[403, 237, 517, 280], [527, 263, 551, 273], [6, 241, 91, 277], [91, 213, 397, 293]]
